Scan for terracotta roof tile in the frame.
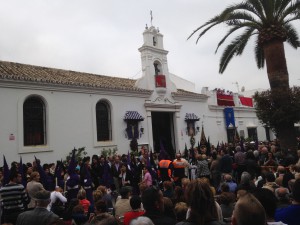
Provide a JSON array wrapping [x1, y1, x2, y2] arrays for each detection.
[[0, 60, 151, 93], [0, 60, 203, 97]]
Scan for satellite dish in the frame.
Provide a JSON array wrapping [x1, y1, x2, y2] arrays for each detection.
[[241, 86, 245, 92]]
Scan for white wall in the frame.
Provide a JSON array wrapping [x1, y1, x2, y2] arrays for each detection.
[[0, 86, 149, 164], [0, 84, 273, 165]]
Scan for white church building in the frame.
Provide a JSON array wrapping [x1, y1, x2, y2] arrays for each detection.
[[0, 25, 274, 163]]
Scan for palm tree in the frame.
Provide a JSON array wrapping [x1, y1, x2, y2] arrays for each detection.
[[189, 0, 300, 150]]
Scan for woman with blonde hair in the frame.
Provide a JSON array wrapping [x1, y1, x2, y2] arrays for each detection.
[[77, 188, 90, 214], [26, 171, 45, 209]]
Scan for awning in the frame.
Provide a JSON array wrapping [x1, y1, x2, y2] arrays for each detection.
[[184, 113, 200, 121], [124, 111, 144, 121]]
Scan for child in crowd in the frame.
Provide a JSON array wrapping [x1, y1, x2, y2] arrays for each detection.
[[77, 188, 91, 214]]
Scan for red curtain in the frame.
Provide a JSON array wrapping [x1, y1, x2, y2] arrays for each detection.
[[239, 96, 253, 107], [217, 94, 235, 106], [155, 75, 166, 87]]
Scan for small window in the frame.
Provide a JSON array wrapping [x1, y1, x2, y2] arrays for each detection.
[[153, 36, 157, 46], [96, 101, 111, 141], [154, 62, 162, 76], [23, 96, 46, 146]]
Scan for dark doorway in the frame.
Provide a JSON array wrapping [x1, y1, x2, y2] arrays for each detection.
[[227, 128, 235, 144], [151, 112, 175, 159], [247, 127, 258, 141]]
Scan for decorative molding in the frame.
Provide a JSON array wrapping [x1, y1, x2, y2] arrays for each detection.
[[144, 101, 182, 112], [152, 96, 175, 104], [164, 97, 175, 104], [138, 46, 169, 55], [153, 96, 164, 103]]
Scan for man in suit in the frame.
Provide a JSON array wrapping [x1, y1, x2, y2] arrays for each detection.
[[16, 190, 59, 225], [111, 156, 122, 192]]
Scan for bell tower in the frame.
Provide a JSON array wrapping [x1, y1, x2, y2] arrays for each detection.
[[135, 23, 177, 95]]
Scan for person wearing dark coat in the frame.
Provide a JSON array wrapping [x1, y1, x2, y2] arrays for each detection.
[[244, 151, 260, 180], [111, 156, 123, 192], [16, 190, 59, 225], [66, 150, 80, 202], [219, 149, 233, 176], [91, 155, 101, 189], [80, 157, 94, 207], [141, 186, 176, 225]]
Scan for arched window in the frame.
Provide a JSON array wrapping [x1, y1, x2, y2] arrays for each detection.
[[96, 101, 111, 141], [23, 96, 46, 146], [154, 61, 162, 76]]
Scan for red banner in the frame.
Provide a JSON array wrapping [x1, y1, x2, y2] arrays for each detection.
[[217, 94, 235, 106], [155, 75, 166, 88], [239, 96, 253, 107]]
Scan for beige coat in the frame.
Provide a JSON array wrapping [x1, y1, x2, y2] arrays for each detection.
[[26, 181, 44, 208]]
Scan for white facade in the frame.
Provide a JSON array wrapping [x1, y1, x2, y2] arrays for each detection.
[[0, 25, 273, 164]]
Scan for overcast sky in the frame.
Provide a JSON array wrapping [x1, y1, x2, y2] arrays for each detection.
[[0, 0, 299, 93]]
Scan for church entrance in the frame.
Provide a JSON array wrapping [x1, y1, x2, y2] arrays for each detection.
[[151, 111, 175, 159]]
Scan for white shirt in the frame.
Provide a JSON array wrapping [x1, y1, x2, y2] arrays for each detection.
[[47, 191, 67, 211], [268, 222, 287, 225]]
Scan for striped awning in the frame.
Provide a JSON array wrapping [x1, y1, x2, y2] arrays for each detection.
[[124, 111, 144, 121], [184, 113, 200, 121]]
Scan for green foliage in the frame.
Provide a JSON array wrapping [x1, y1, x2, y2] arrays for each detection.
[[244, 137, 254, 142], [101, 147, 118, 158], [253, 86, 300, 128], [65, 147, 87, 164]]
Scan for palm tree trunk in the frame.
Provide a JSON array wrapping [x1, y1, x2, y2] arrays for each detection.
[[264, 40, 289, 92], [263, 40, 297, 151]]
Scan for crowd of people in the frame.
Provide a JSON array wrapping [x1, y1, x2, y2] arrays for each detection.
[[1, 140, 300, 225]]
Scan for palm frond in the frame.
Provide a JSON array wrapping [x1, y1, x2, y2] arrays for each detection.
[[248, 0, 267, 22], [260, 0, 275, 20], [236, 28, 256, 55], [223, 11, 262, 25], [274, 0, 292, 20], [195, 22, 220, 44], [215, 22, 258, 54], [255, 38, 265, 69], [187, 15, 221, 40], [215, 26, 243, 53], [219, 42, 239, 73], [284, 23, 300, 48], [284, 13, 300, 24], [219, 27, 256, 73], [219, 42, 241, 73], [279, 1, 300, 22]]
